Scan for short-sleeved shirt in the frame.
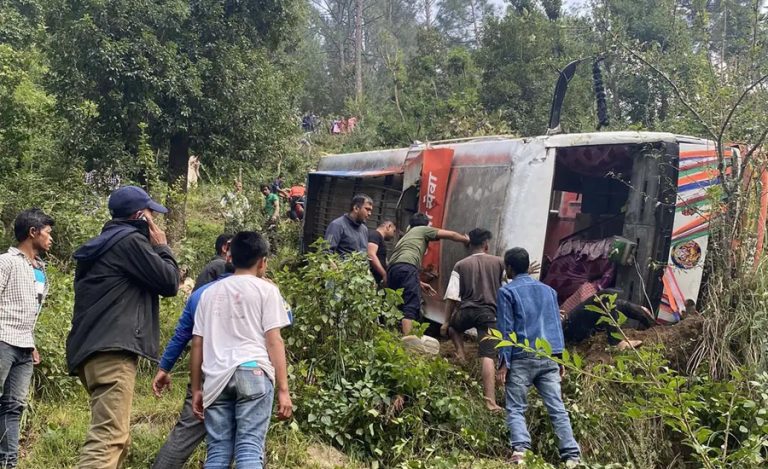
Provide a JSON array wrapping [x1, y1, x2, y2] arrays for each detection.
[[324, 214, 369, 256], [288, 186, 305, 198], [193, 275, 290, 408], [444, 253, 506, 312], [388, 226, 439, 268], [368, 229, 388, 282], [263, 193, 279, 219]]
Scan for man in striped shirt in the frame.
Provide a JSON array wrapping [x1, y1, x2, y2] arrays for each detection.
[[0, 209, 54, 468]]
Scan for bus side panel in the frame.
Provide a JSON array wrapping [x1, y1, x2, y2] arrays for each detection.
[[498, 142, 557, 266], [659, 141, 723, 322]]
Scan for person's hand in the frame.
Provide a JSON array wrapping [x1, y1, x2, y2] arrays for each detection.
[[276, 389, 293, 420], [381, 275, 387, 287], [440, 323, 449, 337], [192, 390, 204, 420], [147, 215, 168, 246], [32, 348, 40, 365], [420, 282, 437, 296], [559, 364, 566, 379], [528, 260, 541, 275], [152, 369, 171, 398], [496, 365, 507, 385]]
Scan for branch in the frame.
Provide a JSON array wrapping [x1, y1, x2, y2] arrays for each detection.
[[617, 40, 718, 141], [740, 126, 768, 175], [717, 73, 768, 150]]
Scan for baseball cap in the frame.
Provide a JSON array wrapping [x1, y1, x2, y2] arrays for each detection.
[[108, 186, 168, 217]]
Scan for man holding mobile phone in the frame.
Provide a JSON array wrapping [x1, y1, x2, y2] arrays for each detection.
[[66, 185, 180, 469]]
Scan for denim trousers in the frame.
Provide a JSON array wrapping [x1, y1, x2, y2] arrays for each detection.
[[505, 356, 581, 460], [0, 342, 33, 468], [204, 367, 274, 469]]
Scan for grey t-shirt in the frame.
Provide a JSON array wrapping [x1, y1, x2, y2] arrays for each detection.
[[324, 214, 368, 256]]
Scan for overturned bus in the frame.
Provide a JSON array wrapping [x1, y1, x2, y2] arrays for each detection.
[[303, 131, 735, 325]]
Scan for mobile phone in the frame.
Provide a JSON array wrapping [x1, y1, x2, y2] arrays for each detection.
[[135, 211, 148, 221]]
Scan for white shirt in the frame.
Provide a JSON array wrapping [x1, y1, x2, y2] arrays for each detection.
[[193, 274, 290, 408]]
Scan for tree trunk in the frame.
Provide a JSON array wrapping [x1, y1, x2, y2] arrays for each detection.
[[424, 0, 432, 28], [165, 132, 189, 250], [354, 0, 363, 101], [469, 0, 481, 47]]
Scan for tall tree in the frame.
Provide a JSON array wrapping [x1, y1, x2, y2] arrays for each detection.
[[46, 0, 301, 244]]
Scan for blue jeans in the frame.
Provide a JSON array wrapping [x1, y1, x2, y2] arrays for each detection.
[[204, 368, 274, 469], [0, 342, 33, 468], [505, 356, 580, 460]]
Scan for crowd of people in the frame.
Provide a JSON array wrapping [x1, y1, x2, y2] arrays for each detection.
[[0, 186, 659, 468]]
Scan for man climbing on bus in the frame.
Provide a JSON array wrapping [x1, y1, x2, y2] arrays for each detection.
[[387, 213, 469, 335]]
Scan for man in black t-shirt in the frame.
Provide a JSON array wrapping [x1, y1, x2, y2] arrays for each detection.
[[367, 221, 396, 286]]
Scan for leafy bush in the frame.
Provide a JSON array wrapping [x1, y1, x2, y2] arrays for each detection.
[[274, 245, 508, 466]]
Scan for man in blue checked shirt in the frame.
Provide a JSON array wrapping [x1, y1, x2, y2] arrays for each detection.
[[495, 247, 581, 467]]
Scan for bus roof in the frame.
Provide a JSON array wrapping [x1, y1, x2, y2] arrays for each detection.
[[314, 131, 715, 176]]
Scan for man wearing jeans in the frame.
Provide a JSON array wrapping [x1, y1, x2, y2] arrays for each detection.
[[150, 267, 232, 469], [495, 247, 581, 466], [0, 209, 54, 468], [190, 232, 292, 468]]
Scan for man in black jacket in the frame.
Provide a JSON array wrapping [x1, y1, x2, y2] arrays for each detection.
[[66, 186, 180, 469]]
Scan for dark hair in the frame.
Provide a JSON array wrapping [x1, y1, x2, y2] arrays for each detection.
[[260, 184, 270, 191], [229, 231, 269, 269], [468, 228, 492, 247], [350, 194, 373, 211], [378, 220, 394, 228], [409, 212, 430, 227], [215, 234, 233, 255], [504, 247, 530, 275], [14, 209, 54, 242]]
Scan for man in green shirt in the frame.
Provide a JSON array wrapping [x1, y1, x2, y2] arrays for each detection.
[[387, 213, 469, 334], [261, 184, 280, 253], [261, 185, 280, 223]]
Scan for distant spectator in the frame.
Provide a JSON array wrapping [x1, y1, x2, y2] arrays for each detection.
[[0, 209, 54, 468], [220, 179, 251, 233]]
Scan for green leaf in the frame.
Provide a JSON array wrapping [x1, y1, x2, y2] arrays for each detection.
[[535, 337, 552, 355], [489, 328, 503, 339], [584, 304, 604, 314]]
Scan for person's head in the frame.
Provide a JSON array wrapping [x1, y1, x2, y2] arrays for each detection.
[[108, 185, 168, 221], [261, 184, 271, 196], [349, 194, 373, 223], [504, 247, 530, 277], [14, 209, 55, 253], [685, 299, 697, 314], [378, 220, 396, 240], [234, 179, 243, 193], [409, 212, 430, 228], [468, 228, 492, 252], [229, 231, 270, 276], [215, 234, 233, 256]]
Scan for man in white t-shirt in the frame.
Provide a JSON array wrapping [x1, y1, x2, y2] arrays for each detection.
[[190, 231, 292, 468]]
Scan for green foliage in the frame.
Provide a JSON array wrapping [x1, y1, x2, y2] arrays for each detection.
[[275, 245, 508, 465]]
